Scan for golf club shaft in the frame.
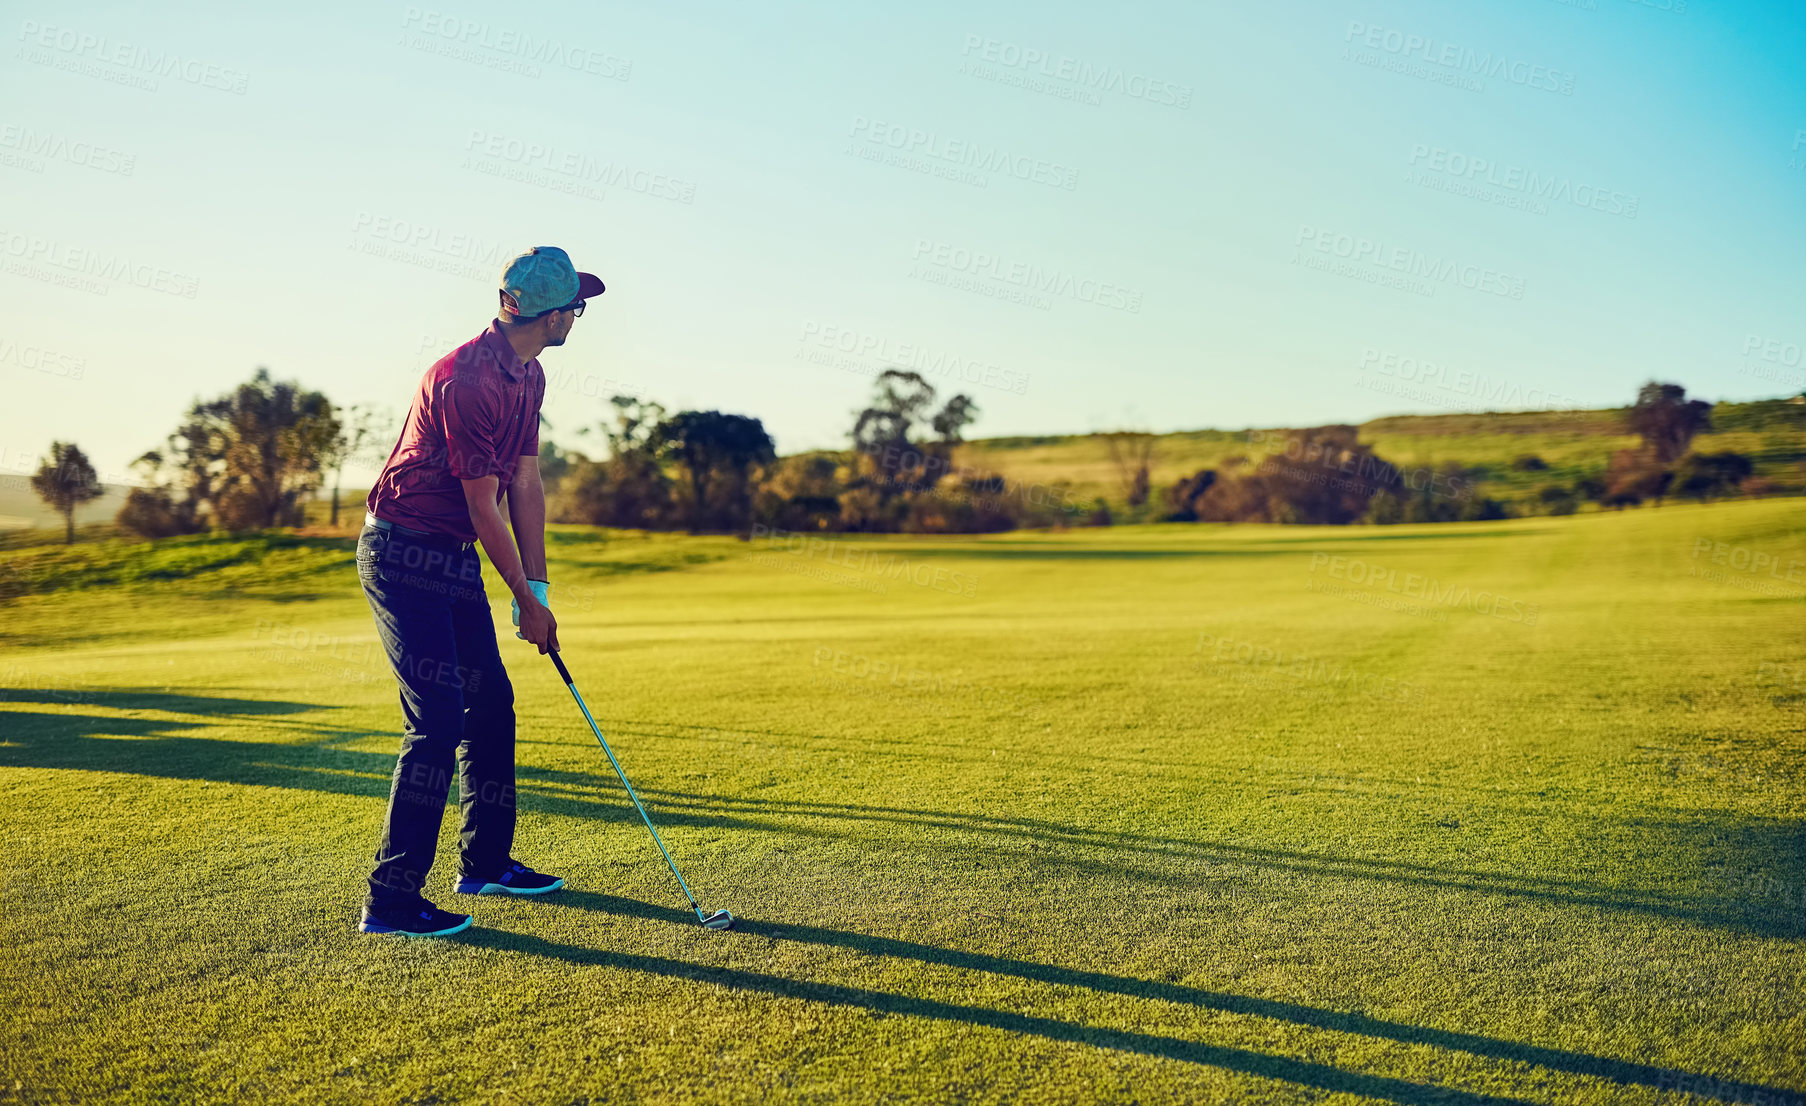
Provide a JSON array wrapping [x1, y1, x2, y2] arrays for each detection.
[[549, 650, 706, 920]]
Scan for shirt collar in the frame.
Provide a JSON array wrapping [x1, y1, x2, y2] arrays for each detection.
[[481, 319, 529, 382]]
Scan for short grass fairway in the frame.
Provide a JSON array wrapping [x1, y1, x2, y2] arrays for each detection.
[[4, 501, 1805, 1105]]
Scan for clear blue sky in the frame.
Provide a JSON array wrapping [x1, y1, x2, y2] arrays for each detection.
[[3, 0, 1803, 486]]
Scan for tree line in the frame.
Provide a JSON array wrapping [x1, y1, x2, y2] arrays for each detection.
[[22, 369, 1764, 544]]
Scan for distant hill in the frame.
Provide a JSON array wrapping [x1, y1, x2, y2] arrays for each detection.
[[953, 397, 1806, 515], [0, 481, 132, 532], [6, 398, 1801, 537]]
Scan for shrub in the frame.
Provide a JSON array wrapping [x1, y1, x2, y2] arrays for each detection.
[[1673, 451, 1753, 502], [117, 486, 204, 540], [1538, 484, 1578, 516], [555, 453, 674, 529]]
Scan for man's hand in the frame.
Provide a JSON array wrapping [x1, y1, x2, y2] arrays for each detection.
[[461, 474, 558, 653], [512, 579, 551, 639], [515, 596, 560, 654]]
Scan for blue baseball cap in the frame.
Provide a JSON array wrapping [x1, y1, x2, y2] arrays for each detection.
[[498, 246, 605, 319]]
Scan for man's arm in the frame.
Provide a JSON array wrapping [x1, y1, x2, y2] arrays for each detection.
[[507, 455, 548, 583], [461, 475, 559, 654]]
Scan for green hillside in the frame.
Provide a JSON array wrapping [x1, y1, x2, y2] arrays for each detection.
[[955, 398, 1806, 516], [6, 399, 1803, 540]]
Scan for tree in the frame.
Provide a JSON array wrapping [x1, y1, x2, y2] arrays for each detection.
[[1246, 426, 1399, 524], [210, 369, 339, 528], [116, 450, 206, 539], [754, 453, 846, 532], [1105, 431, 1156, 508], [1627, 382, 1712, 464], [556, 396, 675, 529], [537, 440, 572, 485], [1603, 447, 1671, 508], [127, 368, 340, 532], [1366, 462, 1503, 524], [1673, 451, 1753, 502], [659, 410, 776, 533], [844, 370, 979, 530], [1164, 467, 1218, 521], [321, 404, 395, 527], [30, 442, 103, 544], [1538, 484, 1579, 516]]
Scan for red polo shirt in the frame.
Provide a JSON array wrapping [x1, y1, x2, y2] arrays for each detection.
[[367, 320, 546, 542]]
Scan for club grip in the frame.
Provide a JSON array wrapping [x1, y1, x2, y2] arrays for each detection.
[[548, 649, 574, 686]]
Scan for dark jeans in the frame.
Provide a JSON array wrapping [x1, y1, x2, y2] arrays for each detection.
[[357, 523, 516, 909]]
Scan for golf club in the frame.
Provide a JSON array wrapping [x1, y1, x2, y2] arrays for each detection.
[[548, 649, 734, 931]]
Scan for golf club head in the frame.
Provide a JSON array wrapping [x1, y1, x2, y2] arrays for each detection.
[[701, 909, 734, 931]]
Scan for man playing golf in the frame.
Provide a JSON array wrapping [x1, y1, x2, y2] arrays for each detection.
[[355, 246, 604, 937]]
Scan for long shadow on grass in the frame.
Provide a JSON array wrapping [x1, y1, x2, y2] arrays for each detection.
[[0, 688, 324, 715], [13, 697, 1793, 940], [626, 788, 1806, 939], [7, 697, 1799, 942], [0, 707, 831, 842], [459, 923, 1544, 1106], [546, 892, 1802, 1106]]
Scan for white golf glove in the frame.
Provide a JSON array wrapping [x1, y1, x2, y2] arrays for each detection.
[[512, 579, 551, 639]]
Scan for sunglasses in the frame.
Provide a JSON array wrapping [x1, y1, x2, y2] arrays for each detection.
[[531, 300, 584, 319], [502, 291, 587, 320]]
